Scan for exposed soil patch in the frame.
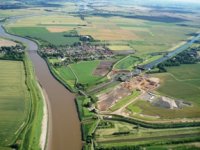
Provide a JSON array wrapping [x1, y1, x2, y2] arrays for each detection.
[[141, 92, 192, 109], [97, 84, 131, 111], [94, 61, 113, 76], [0, 39, 16, 47], [46, 27, 74, 32]]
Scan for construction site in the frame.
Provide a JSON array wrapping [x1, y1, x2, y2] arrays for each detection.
[[97, 75, 160, 112]]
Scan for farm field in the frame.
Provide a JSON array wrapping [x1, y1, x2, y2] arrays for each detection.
[[0, 38, 16, 47], [0, 60, 29, 148], [7, 27, 80, 45], [53, 60, 104, 87], [5, 14, 199, 55]]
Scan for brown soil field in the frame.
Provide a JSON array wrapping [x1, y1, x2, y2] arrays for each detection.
[[93, 61, 113, 76], [0, 39, 16, 47], [97, 85, 131, 111], [46, 27, 74, 32]]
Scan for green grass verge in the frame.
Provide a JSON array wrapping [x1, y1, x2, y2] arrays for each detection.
[[18, 54, 44, 150]]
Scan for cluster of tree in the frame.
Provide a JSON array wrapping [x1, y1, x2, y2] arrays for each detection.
[[97, 121, 114, 129], [112, 131, 130, 135], [96, 146, 141, 150], [0, 45, 25, 60]]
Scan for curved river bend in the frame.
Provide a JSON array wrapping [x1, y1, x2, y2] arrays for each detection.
[[0, 25, 82, 150]]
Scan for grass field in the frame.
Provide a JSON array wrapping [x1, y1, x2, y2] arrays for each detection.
[[114, 56, 141, 70], [0, 60, 29, 147], [155, 64, 200, 105], [7, 27, 79, 45], [54, 60, 103, 87]]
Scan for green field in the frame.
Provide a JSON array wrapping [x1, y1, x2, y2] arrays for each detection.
[[0, 60, 29, 148], [155, 64, 200, 105], [7, 27, 80, 45], [114, 56, 141, 70], [54, 60, 103, 87]]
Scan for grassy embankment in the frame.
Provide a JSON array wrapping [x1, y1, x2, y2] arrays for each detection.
[[18, 54, 44, 150]]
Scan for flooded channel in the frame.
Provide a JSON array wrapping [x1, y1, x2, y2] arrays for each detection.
[[0, 25, 82, 150]]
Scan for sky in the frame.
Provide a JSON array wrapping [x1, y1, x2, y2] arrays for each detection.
[[170, 0, 200, 3]]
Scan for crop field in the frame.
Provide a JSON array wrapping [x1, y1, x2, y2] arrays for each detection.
[[7, 15, 85, 27], [6, 13, 198, 55], [0, 60, 29, 148], [114, 56, 141, 70], [54, 60, 103, 86], [0, 38, 16, 47], [0, 8, 46, 17], [108, 45, 132, 51], [7, 27, 80, 45]]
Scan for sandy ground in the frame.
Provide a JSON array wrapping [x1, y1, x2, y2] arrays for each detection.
[[37, 83, 52, 150]]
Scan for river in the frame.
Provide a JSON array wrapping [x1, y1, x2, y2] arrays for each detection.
[[0, 25, 82, 150]]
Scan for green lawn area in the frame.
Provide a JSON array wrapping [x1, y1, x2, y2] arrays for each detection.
[[110, 90, 140, 112], [0, 60, 29, 147], [114, 56, 141, 70], [7, 27, 80, 46]]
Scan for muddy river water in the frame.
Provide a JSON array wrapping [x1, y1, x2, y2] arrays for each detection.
[[0, 25, 82, 150]]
